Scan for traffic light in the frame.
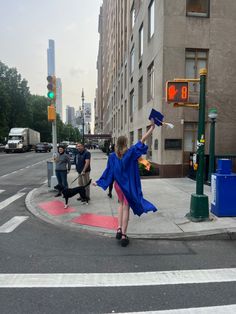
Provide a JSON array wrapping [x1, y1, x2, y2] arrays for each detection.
[[166, 81, 189, 103], [47, 75, 57, 102], [47, 104, 56, 121]]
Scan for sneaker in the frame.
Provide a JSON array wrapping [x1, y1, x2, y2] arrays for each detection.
[[81, 199, 89, 205], [107, 193, 112, 198], [77, 197, 82, 201]]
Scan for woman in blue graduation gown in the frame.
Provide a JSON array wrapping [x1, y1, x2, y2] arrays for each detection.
[[94, 120, 157, 247]]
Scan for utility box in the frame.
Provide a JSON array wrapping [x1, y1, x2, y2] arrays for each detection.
[[211, 159, 236, 217]]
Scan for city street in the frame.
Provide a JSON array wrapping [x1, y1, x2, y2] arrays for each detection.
[[0, 152, 236, 313]]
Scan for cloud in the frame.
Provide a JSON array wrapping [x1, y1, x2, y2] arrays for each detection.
[[65, 23, 78, 32], [69, 67, 85, 77]]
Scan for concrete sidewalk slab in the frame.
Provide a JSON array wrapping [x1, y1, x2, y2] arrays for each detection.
[[25, 150, 236, 239]]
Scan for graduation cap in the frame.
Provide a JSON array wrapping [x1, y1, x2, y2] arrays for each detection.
[[149, 109, 164, 126], [149, 109, 175, 129]]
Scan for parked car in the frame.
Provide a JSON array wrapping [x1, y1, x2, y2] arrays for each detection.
[[35, 143, 51, 153], [66, 145, 77, 164]]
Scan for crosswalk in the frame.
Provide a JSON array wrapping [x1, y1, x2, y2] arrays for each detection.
[[0, 269, 236, 313], [0, 189, 28, 233]]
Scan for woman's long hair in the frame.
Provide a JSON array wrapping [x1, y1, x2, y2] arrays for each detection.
[[115, 136, 128, 159]]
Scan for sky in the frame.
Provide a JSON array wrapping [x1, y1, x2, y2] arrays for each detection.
[[0, 0, 103, 122]]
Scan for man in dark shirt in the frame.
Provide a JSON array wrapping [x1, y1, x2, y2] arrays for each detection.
[[75, 143, 91, 200]]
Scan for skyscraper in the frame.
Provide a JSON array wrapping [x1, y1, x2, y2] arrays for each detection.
[[47, 39, 55, 76]]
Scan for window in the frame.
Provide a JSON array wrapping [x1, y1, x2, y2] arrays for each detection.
[[130, 131, 134, 146], [146, 125, 153, 159], [185, 49, 208, 92], [124, 100, 127, 124], [121, 105, 123, 130], [130, 46, 135, 74], [165, 139, 182, 150], [139, 23, 143, 58], [138, 128, 142, 141], [124, 65, 127, 89], [186, 0, 209, 17], [130, 2, 135, 30], [118, 109, 120, 130], [130, 89, 134, 117], [147, 61, 155, 101], [138, 76, 143, 109], [148, 0, 155, 39], [121, 73, 123, 99]]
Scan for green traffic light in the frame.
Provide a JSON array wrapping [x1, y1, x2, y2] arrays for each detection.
[[47, 91, 55, 99]]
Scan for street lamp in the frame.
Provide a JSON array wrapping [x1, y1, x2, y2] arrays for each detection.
[[208, 108, 218, 184], [81, 89, 85, 144]]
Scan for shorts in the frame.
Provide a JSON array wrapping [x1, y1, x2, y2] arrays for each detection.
[[114, 181, 129, 206]]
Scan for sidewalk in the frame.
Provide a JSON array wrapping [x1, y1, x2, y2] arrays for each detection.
[[26, 150, 236, 240]]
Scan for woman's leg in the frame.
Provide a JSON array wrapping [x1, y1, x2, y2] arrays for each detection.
[[121, 204, 130, 236], [61, 171, 68, 189], [55, 170, 62, 186], [117, 203, 123, 229]]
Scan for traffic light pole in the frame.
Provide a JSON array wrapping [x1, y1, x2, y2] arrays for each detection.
[[187, 69, 209, 222]]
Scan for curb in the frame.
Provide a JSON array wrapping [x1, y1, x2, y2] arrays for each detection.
[[25, 186, 236, 241]]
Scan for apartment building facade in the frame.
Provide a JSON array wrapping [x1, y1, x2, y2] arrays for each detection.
[[96, 0, 236, 177]]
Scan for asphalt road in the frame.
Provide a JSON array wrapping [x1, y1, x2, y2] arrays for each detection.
[[0, 151, 236, 314]]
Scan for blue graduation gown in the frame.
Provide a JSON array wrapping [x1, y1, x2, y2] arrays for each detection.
[[96, 141, 158, 216]]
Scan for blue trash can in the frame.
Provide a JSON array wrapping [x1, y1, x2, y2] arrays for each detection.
[[211, 159, 236, 216]]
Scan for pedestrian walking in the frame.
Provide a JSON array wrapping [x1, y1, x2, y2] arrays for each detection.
[[93, 120, 157, 247], [107, 143, 115, 198], [54, 145, 71, 197], [75, 143, 91, 201]]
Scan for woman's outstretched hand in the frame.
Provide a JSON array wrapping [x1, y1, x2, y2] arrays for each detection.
[[92, 181, 97, 187]]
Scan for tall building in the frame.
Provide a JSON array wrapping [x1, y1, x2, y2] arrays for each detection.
[[66, 106, 75, 125], [96, 0, 236, 177], [47, 39, 55, 76], [56, 78, 63, 120]]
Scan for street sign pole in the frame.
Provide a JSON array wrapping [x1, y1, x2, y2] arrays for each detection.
[[187, 69, 209, 221]]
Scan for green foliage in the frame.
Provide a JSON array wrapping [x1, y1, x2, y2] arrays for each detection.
[[138, 162, 156, 176], [0, 60, 81, 143]]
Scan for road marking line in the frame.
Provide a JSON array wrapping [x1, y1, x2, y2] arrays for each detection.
[[0, 268, 236, 288], [0, 193, 25, 211], [0, 160, 48, 178], [0, 216, 29, 233], [112, 304, 236, 314], [0, 190, 5, 194]]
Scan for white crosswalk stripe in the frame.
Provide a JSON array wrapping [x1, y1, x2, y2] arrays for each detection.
[[112, 304, 236, 314], [0, 216, 29, 233], [0, 268, 236, 288], [0, 189, 5, 194], [0, 192, 25, 211]]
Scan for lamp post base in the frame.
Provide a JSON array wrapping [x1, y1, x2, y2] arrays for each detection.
[[187, 193, 210, 222]]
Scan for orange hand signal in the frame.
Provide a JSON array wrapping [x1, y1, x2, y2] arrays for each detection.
[[168, 84, 178, 100]]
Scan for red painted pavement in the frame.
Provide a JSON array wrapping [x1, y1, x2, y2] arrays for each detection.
[[71, 214, 118, 230], [38, 201, 76, 216]]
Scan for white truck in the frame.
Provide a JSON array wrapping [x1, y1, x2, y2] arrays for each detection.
[[5, 128, 40, 153]]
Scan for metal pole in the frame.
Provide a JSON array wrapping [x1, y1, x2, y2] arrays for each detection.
[[208, 118, 216, 184], [82, 89, 85, 145], [188, 68, 209, 222], [196, 69, 206, 195]]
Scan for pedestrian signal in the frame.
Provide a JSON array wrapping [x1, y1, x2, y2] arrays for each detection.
[[47, 75, 57, 102], [166, 81, 189, 103]]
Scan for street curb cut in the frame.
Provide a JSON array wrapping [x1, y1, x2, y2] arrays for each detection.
[[25, 186, 236, 240]]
